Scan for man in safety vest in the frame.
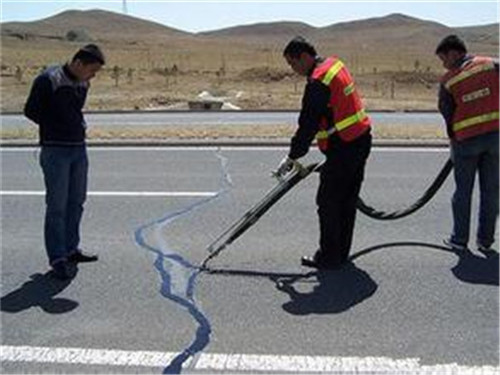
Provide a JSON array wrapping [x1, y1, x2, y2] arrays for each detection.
[[436, 35, 499, 252], [275, 36, 372, 269]]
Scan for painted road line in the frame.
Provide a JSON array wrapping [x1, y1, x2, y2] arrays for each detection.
[[195, 354, 498, 374], [1, 345, 499, 374], [0, 191, 217, 197], [195, 353, 419, 373], [0, 345, 185, 368]]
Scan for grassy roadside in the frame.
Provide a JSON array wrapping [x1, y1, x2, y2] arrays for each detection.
[[0, 123, 447, 142]]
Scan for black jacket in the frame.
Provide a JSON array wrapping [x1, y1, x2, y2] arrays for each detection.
[[289, 77, 331, 160], [24, 64, 88, 145]]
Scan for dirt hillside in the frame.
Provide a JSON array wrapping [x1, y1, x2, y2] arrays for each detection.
[[1, 9, 498, 112]]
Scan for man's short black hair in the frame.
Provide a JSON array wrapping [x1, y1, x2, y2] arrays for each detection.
[[72, 44, 106, 65], [435, 35, 467, 55], [283, 36, 317, 58]]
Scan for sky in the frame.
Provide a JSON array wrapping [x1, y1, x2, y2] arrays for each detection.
[[0, 1, 498, 33]]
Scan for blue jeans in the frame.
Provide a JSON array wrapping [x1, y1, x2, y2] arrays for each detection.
[[40, 146, 88, 265], [450, 132, 499, 248]]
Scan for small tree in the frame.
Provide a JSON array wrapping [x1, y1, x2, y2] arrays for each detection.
[[66, 29, 91, 42], [215, 66, 225, 86], [163, 67, 170, 86], [127, 68, 134, 84], [414, 59, 421, 72], [14, 65, 23, 83], [171, 64, 178, 84], [111, 65, 122, 87]]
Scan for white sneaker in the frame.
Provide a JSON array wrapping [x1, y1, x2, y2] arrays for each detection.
[[443, 238, 467, 251]]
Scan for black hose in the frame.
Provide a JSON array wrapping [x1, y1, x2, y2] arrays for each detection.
[[356, 158, 453, 220]]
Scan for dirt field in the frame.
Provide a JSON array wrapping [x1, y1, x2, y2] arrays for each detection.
[[1, 36, 441, 114], [1, 31, 449, 141]]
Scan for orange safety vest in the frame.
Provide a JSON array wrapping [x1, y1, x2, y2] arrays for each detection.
[[441, 56, 499, 141], [311, 56, 371, 151]]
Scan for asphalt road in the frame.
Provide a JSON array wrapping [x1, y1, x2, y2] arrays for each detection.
[[1, 146, 498, 374], [1, 111, 442, 129]]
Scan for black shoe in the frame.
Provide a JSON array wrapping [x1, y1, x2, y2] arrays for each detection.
[[301, 256, 340, 270], [68, 251, 98, 263], [477, 241, 495, 252], [51, 261, 72, 280]]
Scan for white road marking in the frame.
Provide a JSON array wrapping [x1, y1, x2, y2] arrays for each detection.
[[0, 146, 476, 374], [0, 345, 184, 368], [0, 191, 217, 197], [1, 345, 498, 374]]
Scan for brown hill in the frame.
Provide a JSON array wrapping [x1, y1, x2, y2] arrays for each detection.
[[0, 9, 498, 113], [1, 9, 191, 42], [455, 23, 500, 47], [320, 14, 498, 57], [316, 14, 451, 46], [2, 9, 498, 55], [202, 13, 498, 55], [197, 13, 498, 73], [199, 21, 317, 40]]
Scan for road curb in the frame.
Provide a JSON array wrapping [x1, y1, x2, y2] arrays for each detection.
[[0, 138, 449, 148]]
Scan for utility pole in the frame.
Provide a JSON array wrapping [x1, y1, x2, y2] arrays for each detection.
[[122, 0, 128, 14]]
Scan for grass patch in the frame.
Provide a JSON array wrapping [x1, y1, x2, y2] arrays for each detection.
[[1, 123, 447, 141]]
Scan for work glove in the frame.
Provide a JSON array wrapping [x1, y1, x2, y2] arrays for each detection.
[[273, 155, 295, 180]]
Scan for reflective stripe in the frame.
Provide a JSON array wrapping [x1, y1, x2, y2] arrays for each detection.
[[336, 109, 367, 131], [322, 60, 344, 85], [315, 109, 367, 140], [445, 62, 495, 90], [453, 111, 499, 132], [315, 127, 336, 140], [344, 83, 355, 96], [462, 87, 491, 103]]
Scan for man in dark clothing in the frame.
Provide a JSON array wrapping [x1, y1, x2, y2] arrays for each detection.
[[435, 35, 499, 252], [24, 44, 105, 280], [276, 36, 371, 269]]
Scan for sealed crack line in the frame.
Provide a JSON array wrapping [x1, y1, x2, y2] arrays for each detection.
[[134, 149, 232, 374]]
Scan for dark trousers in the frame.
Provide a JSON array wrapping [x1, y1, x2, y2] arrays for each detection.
[[40, 145, 88, 265], [316, 132, 371, 265], [450, 131, 499, 247]]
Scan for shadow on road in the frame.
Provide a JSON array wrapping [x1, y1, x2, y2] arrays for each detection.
[[350, 241, 499, 286], [204, 264, 377, 315], [202, 240, 498, 318], [275, 262, 377, 315], [1, 271, 79, 314], [451, 248, 499, 286]]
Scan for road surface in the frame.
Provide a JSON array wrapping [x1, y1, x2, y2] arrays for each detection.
[[1, 111, 442, 129], [1, 146, 498, 374]]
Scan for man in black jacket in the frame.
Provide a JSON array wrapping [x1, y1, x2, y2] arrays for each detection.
[[276, 37, 371, 270], [24, 44, 105, 280]]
